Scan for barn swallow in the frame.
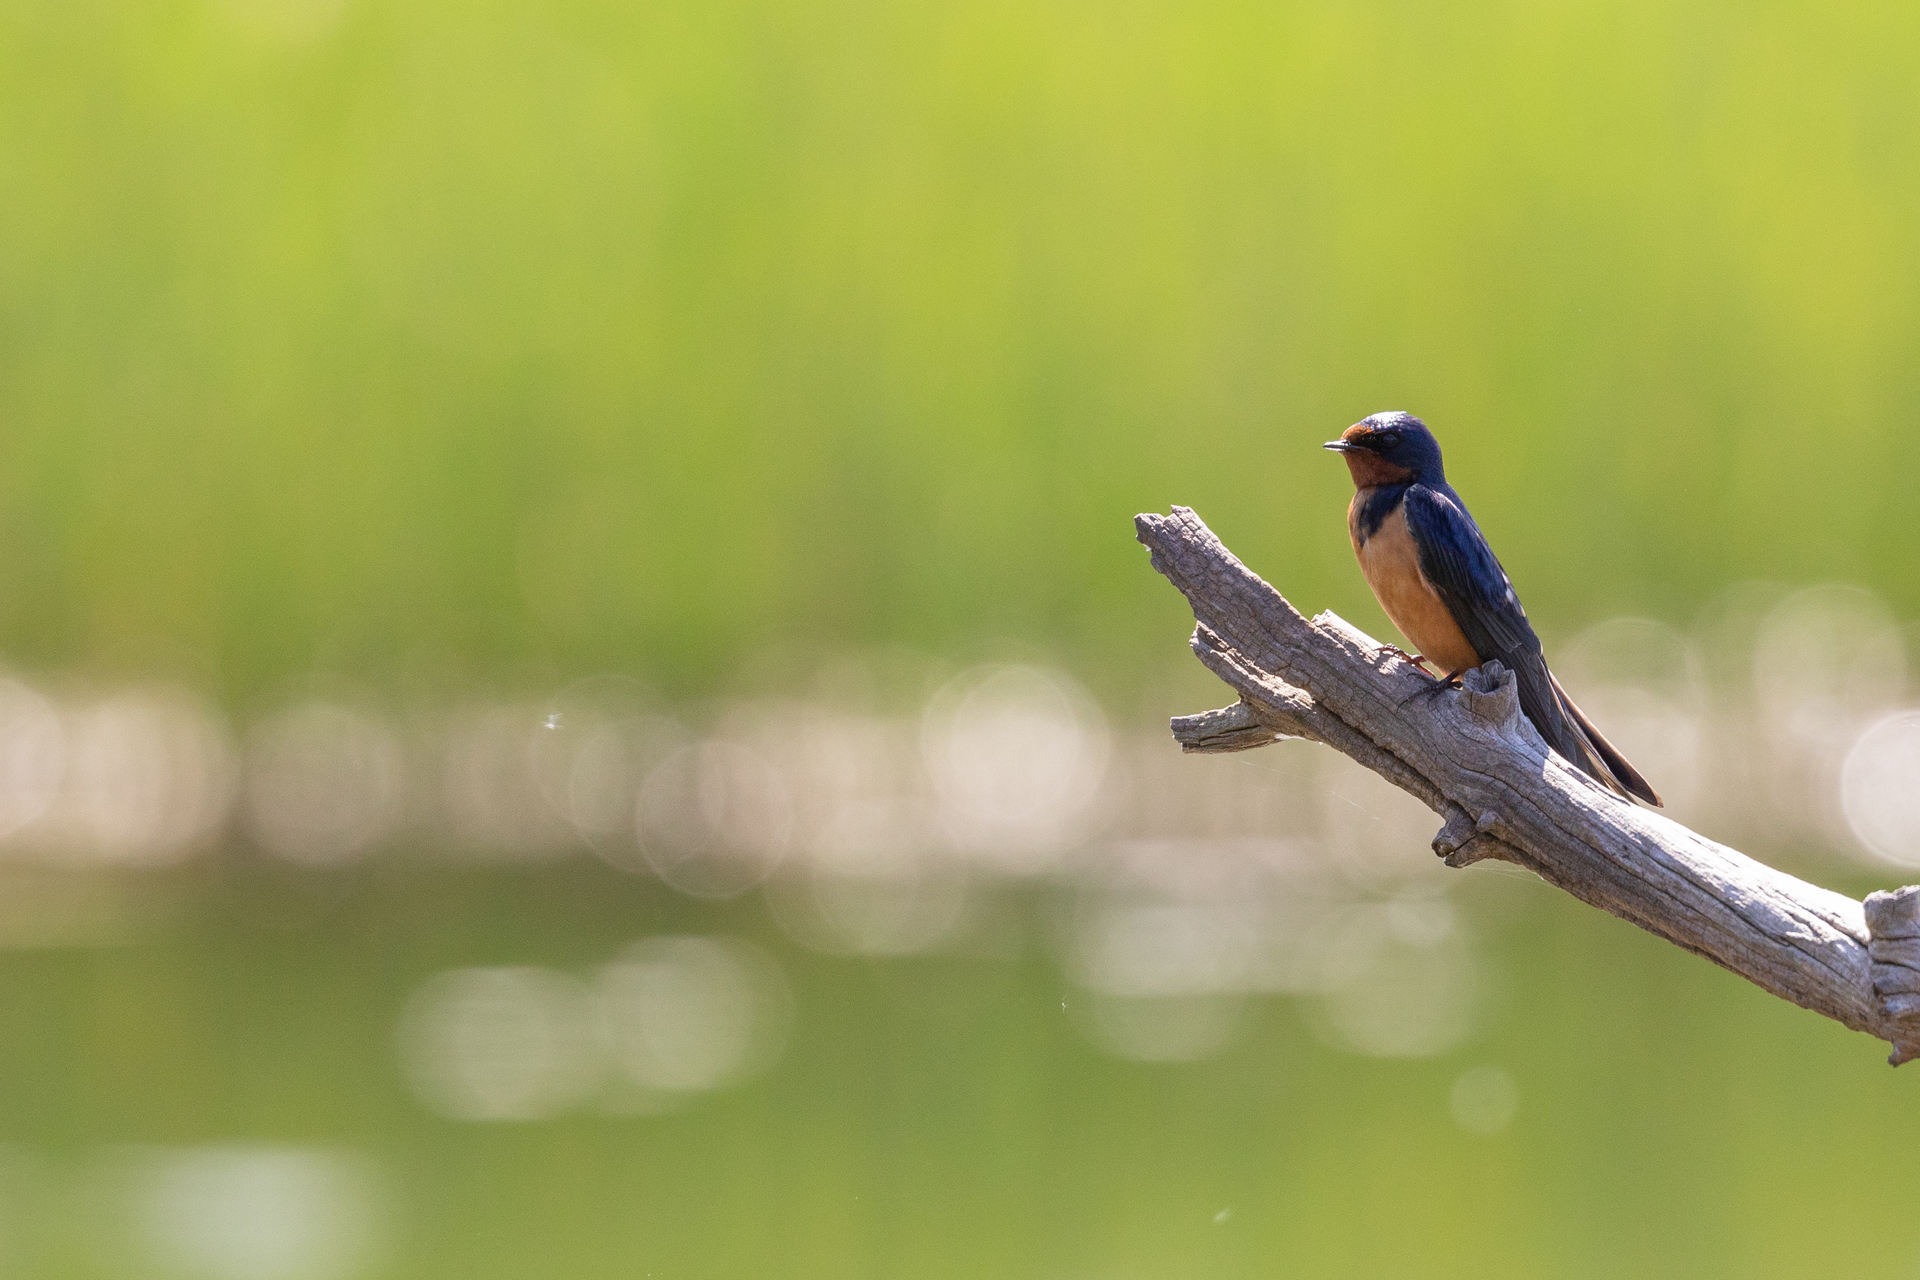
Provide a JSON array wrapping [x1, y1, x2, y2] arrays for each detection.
[[1325, 411, 1660, 806]]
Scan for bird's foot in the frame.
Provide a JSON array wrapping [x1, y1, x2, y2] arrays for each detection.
[[1376, 644, 1437, 676], [1398, 667, 1470, 707]]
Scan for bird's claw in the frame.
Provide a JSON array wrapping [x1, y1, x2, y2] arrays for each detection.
[[1398, 666, 1469, 708], [1375, 644, 1437, 676]]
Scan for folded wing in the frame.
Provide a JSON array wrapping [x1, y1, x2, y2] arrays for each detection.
[[1400, 484, 1661, 807]]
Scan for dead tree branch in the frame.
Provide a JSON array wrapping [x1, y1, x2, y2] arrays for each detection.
[[1136, 505, 1920, 1065]]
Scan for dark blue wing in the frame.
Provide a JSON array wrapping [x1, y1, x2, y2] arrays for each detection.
[[1402, 485, 1585, 764], [1399, 483, 1540, 667], [1400, 482, 1662, 806]]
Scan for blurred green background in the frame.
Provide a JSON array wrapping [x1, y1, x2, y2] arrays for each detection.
[[1, 0, 1919, 1276]]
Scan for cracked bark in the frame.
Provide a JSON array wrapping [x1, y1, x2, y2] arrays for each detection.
[[1137, 504, 1920, 1065]]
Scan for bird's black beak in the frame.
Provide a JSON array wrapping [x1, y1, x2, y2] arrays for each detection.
[[1323, 440, 1356, 453]]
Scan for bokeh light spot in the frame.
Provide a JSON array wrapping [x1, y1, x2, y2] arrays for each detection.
[[0, 680, 64, 842], [921, 666, 1109, 872], [635, 742, 792, 898], [1448, 1065, 1518, 1135], [1841, 711, 1920, 868], [594, 936, 791, 1100], [398, 967, 598, 1121], [242, 703, 403, 867], [123, 1144, 388, 1280]]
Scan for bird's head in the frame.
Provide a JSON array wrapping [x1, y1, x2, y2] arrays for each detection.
[[1323, 411, 1444, 487]]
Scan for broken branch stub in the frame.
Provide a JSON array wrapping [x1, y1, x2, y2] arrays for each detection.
[[1136, 504, 1920, 1065]]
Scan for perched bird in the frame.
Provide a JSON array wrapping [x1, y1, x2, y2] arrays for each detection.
[[1324, 411, 1660, 806]]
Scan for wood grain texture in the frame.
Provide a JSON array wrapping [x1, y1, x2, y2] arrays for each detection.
[[1138, 504, 1920, 1065]]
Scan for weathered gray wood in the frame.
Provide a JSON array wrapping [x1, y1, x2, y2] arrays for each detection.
[[1138, 504, 1920, 1065], [1170, 701, 1291, 754], [1866, 888, 1920, 1057]]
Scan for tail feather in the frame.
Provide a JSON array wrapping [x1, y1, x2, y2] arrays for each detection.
[[1505, 653, 1662, 807], [1547, 672, 1663, 808]]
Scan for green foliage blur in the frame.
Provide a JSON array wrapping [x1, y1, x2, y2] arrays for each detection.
[[8, 0, 1920, 701], [2, 1, 1920, 1278]]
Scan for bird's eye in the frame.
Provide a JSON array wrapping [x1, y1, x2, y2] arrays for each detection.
[[1376, 433, 1400, 447]]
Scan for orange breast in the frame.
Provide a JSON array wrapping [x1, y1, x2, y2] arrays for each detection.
[[1349, 497, 1483, 673]]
